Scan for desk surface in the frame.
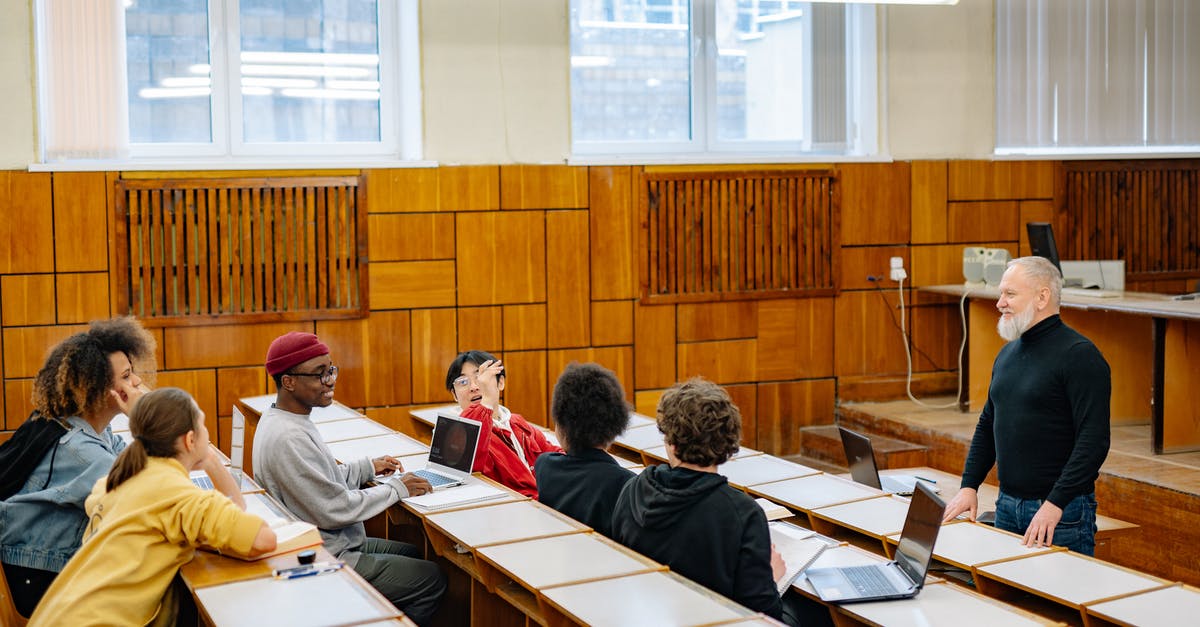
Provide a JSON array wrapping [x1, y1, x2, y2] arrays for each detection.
[[897, 521, 1051, 570], [325, 432, 428, 461], [194, 567, 402, 627], [475, 532, 661, 591], [749, 474, 883, 512], [316, 417, 393, 443], [538, 570, 752, 627], [423, 500, 587, 549], [975, 550, 1167, 607], [923, 284, 1200, 321], [1085, 583, 1200, 627], [718, 454, 821, 488], [835, 580, 1057, 627], [809, 495, 910, 540], [613, 424, 666, 451]]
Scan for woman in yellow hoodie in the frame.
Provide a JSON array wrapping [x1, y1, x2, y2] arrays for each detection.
[[29, 388, 277, 626]]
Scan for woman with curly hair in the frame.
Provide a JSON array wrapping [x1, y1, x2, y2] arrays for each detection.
[[0, 317, 155, 618]]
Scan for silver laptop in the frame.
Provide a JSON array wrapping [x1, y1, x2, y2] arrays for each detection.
[[409, 413, 483, 490], [839, 426, 925, 496], [805, 481, 944, 603]]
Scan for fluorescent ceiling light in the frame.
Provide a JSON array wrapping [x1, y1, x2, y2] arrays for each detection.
[[240, 51, 379, 67], [241, 64, 373, 79], [278, 88, 381, 101]]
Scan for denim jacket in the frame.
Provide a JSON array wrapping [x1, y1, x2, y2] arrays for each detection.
[[0, 417, 125, 572]]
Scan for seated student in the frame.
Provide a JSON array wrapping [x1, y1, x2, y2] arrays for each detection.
[[611, 378, 786, 622], [28, 388, 276, 626], [0, 317, 154, 618], [535, 362, 634, 538], [254, 332, 446, 626], [445, 351, 562, 498]]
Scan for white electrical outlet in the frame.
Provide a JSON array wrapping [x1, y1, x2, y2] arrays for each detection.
[[889, 256, 907, 281]]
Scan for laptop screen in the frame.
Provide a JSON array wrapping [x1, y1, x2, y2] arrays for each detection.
[[838, 427, 883, 490], [428, 413, 483, 473], [893, 481, 945, 585]]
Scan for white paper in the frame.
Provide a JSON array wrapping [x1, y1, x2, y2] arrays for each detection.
[[402, 484, 507, 512]]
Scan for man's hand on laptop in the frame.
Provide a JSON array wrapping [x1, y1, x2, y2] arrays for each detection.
[[942, 487, 978, 523], [389, 473, 434, 497], [372, 455, 402, 476]]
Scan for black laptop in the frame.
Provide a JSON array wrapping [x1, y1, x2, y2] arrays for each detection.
[[839, 426, 924, 496]]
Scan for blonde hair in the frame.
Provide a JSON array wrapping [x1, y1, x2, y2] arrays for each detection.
[[106, 388, 199, 492]]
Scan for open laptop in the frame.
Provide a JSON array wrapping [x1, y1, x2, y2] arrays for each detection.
[[805, 481, 945, 603], [839, 426, 929, 496], [408, 412, 483, 490]]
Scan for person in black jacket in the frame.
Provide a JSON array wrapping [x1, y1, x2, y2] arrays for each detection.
[[610, 378, 786, 621], [535, 362, 634, 539]]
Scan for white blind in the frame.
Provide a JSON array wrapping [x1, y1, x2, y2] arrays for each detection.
[[996, 0, 1200, 153]]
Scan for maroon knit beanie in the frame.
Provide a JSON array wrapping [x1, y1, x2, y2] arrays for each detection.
[[266, 332, 330, 376]]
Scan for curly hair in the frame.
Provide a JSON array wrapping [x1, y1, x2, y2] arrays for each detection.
[[551, 362, 630, 452], [657, 378, 741, 467], [32, 317, 156, 420]]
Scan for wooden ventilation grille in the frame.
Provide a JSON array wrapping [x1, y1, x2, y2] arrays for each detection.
[[640, 169, 839, 303], [114, 176, 367, 326], [1063, 160, 1200, 282]]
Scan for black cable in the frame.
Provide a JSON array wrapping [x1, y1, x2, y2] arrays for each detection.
[[867, 278, 947, 371]]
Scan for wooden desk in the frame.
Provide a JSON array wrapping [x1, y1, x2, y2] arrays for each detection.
[[474, 532, 662, 594], [1084, 582, 1200, 627], [808, 495, 910, 551], [718, 454, 821, 488], [316, 417, 393, 443], [643, 444, 761, 465], [887, 521, 1052, 572], [830, 580, 1060, 627], [612, 424, 666, 452], [789, 543, 890, 598], [748, 474, 883, 513], [325, 433, 428, 462], [422, 500, 587, 556], [538, 570, 754, 627], [234, 395, 370, 478], [193, 566, 404, 627]]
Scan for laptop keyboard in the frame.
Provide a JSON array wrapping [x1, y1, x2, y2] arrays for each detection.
[[842, 565, 900, 596], [191, 475, 214, 490], [412, 469, 457, 487]]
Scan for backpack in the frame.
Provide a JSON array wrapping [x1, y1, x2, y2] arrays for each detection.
[[0, 412, 69, 500]]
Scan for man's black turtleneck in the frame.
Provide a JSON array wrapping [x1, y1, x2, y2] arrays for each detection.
[[961, 314, 1111, 508]]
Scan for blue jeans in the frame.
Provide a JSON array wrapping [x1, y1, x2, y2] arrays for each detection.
[[995, 491, 1098, 556]]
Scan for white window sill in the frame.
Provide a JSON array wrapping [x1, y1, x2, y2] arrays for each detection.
[[28, 158, 438, 172], [994, 146, 1200, 160], [567, 153, 894, 166]]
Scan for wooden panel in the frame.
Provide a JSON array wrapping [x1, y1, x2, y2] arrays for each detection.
[[0, 171, 55, 273], [1018, 200, 1056, 256], [56, 272, 111, 324], [163, 321, 308, 370], [500, 350, 548, 427], [52, 172, 110, 272], [840, 246, 909, 291], [1, 274, 56, 326], [500, 165, 588, 210], [756, 298, 834, 381], [369, 261, 457, 309], [410, 308, 459, 404], [216, 366, 266, 417], [947, 201, 1020, 243], [156, 369, 218, 441], [2, 324, 87, 379], [1060, 309, 1153, 426], [911, 160, 948, 244], [967, 299, 1005, 412], [319, 310, 413, 409], [634, 390, 663, 417], [589, 167, 637, 300], [833, 291, 908, 377], [948, 160, 1054, 201], [675, 301, 757, 342], [456, 211, 546, 306], [363, 406, 412, 435], [546, 210, 590, 347], [633, 303, 676, 389], [910, 242, 1016, 287], [676, 339, 756, 384], [757, 379, 837, 455], [4, 379, 35, 431], [368, 213, 455, 261], [591, 300, 633, 347], [910, 290, 963, 372], [839, 162, 910, 246], [439, 166, 500, 212], [547, 346, 635, 414], [364, 168, 439, 214], [457, 306, 502, 354], [724, 383, 758, 450], [1163, 320, 1200, 451], [502, 304, 547, 351]]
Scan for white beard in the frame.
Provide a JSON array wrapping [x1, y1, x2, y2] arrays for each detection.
[[997, 305, 1035, 342]]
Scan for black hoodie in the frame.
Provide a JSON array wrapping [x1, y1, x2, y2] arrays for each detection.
[[611, 464, 783, 619]]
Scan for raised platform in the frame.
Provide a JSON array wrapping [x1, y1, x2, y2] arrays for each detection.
[[831, 396, 1200, 587]]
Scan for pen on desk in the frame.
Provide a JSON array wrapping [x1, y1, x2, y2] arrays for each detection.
[[273, 561, 344, 580], [914, 475, 938, 484]]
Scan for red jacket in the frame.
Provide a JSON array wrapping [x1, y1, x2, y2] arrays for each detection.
[[462, 404, 562, 499]]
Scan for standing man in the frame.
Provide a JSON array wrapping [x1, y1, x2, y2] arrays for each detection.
[[943, 257, 1111, 555], [253, 332, 445, 625]]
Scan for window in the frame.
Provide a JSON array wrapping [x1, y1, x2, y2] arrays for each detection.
[[995, 0, 1200, 156], [569, 0, 878, 159], [36, 0, 420, 164]]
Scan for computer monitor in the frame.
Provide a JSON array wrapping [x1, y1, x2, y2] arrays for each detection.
[[1025, 222, 1062, 275]]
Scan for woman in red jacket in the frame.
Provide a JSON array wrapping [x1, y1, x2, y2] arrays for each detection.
[[445, 351, 561, 498]]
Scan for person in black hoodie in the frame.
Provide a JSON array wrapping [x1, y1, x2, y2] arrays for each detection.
[[610, 378, 786, 621]]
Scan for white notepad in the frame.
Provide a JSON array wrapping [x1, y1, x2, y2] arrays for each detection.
[[402, 483, 508, 512], [770, 521, 828, 594]]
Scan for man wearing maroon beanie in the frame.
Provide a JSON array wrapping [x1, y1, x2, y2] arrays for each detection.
[[253, 332, 445, 625]]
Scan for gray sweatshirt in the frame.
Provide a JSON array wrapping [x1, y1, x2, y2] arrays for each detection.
[[252, 404, 407, 566]]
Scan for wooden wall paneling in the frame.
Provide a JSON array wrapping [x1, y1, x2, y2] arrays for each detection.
[[967, 299, 1005, 412], [676, 339, 757, 384], [947, 201, 1020, 243], [589, 167, 637, 300], [633, 303, 676, 389], [369, 260, 457, 310], [364, 168, 439, 214], [724, 383, 758, 450], [1017, 200, 1056, 256], [947, 160, 1055, 201], [756, 298, 835, 381], [162, 321, 309, 371], [499, 349, 548, 427], [1162, 320, 1200, 451], [156, 369, 218, 442], [547, 346, 636, 412], [4, 379, 34, 431], [840, 246, 909, 291], [52, 172, 110, 272], [455, 211, 546, 306], [838, 162, 911, 246], [2, 324, 87, 379], [438, 166, 500, 212], [1, 274, 56, 326], [315, 317, 368, 409], [675, 301, 757, 342], [456, 306, 502, 354], [363, 406, 413, 435], [0, 172, 55, 274], [148, 328, 166, 374], [832, 291, 908, 377], [908, 290, 963, 372], [499, 165, 588, 210], [410, 308, 459, 404], [319, 311, 413, 409], [1059, 309, 1153, 426], [368, 213, 455, 261], [546, 210, 590, 347], [634, 389, 663, 417], [911, 161, 948, 244], [591, 300, 633, 347], [55, 272, 110, 324], [216, 366, 267, 418], [909, 242, 1016, 287], [757, 379, 837, 455], [502, 304, 547, 351]]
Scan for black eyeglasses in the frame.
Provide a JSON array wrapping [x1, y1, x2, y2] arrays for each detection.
[[286, 365, 339, 385]]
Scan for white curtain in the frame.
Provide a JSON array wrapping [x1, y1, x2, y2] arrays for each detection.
[[37, 0, 129, 161], [996, 0, 1200, 151]]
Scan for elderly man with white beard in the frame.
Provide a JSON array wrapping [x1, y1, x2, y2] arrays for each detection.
[[942, 256, 1111, 556]]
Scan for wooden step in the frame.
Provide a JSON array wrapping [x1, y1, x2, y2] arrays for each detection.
[[798, 424, 928, 469]]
